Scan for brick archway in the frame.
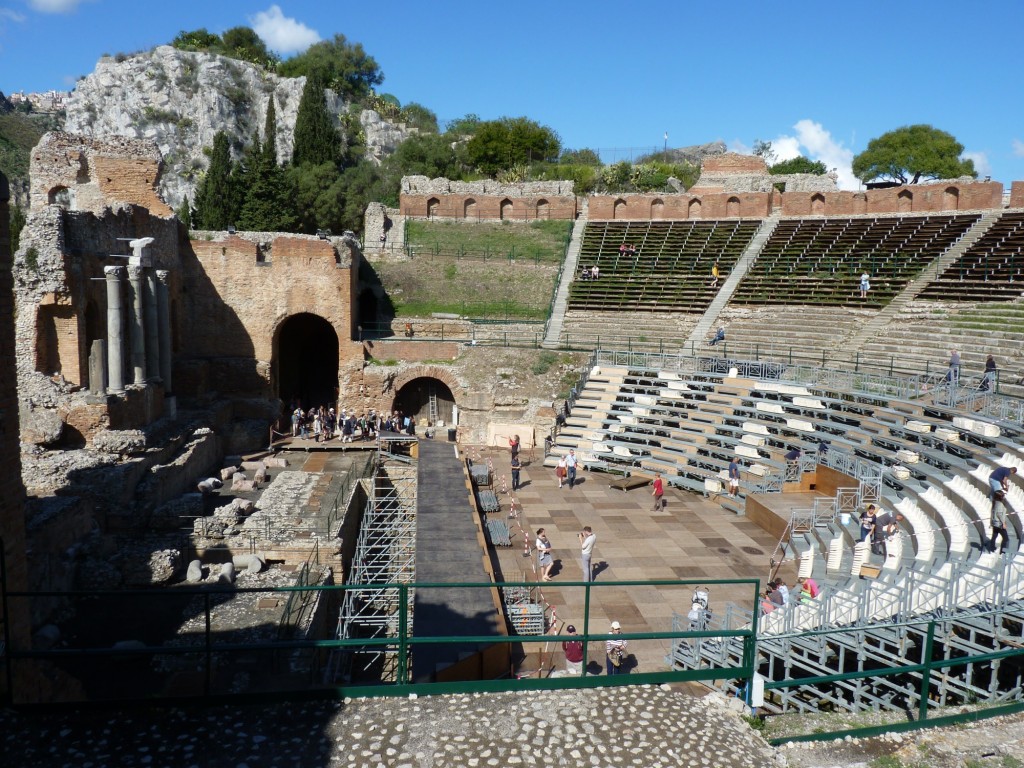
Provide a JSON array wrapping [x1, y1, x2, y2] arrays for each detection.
[[390, 365, 464, 399], [389, 366, 465, 426]]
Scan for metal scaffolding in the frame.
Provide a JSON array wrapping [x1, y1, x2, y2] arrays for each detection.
[[328, 436, 418, 683]]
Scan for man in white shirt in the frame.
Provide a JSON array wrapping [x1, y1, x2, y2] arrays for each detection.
[[565, 449, 579, 489], [578, 526, 596, 582]]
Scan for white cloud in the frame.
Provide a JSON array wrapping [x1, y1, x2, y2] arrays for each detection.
[[250, 5, 320, 54], [29, 0, 80, 12], [962, 150, 991, 178], [752, 120, 857, 189], [728, 139, 751, 155], [1013, 139, 1024, 158], [0, 8, 26, 22]]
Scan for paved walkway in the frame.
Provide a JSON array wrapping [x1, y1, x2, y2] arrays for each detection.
[[477, 446, 790, 676]]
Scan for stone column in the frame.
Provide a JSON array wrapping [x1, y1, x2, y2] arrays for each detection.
[[143, 269, 160, 381], [104, 265, 126, 393], [155, 270, 172, 393], [126, 265, 146, 385]]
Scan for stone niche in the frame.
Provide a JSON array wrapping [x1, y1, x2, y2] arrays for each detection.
[[398, 175, 577, 221]]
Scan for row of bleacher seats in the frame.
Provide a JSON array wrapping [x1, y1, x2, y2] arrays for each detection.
[[568, 220, 761, 312], [920, 211, 1024, 301], [731, 214, 980, 308]]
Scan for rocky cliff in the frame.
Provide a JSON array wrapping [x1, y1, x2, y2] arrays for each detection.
[[64, 46, 414, 209]]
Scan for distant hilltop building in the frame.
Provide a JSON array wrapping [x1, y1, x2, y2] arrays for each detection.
[[7, 89, 70, 112]]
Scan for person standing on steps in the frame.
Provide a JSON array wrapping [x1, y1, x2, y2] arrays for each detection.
[[579, 526, 596, 582], [510, 453, 522, 491], [728, 457, 741, 498], [562, 625, 584, 676], [860, 271, 871, 299]]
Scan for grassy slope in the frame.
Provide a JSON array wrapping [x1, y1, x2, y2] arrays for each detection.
[[376, 219, 572, 319]]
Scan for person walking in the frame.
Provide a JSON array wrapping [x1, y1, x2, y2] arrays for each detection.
[[859, 272, 871, 299], [578, 526, 596, 582], [510, 453, 522, 491], [562, 625, 584, 676], [945, 349, 961, 384], [981, 354, 997, 392], [990, 491, 1010, 554], [859, 504, 877, 543], [605, 621, 628, 675], [652, 472, 665, 511], [555, 456, 567, 488], [565, 449, 578, 489], [710, 262, 720, 288], [728, 457, 741, 498], [536, 528, 553, 581]]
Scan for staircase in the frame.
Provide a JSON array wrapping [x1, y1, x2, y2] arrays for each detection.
[[542, 201, 588, 348], [687, 212, 781, 346], [841, 210, 1003, 350]]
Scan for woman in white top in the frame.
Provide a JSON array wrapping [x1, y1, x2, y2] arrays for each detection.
[[605, 621, 628, 675], [535, 528, 553, 581]]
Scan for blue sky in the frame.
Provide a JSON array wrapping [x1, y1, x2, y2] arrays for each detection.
[[2, 0, 1023, 190]]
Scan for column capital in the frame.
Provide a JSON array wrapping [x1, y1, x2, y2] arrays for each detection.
[[127, 264, 145, 280], [155, 269, 170, 282], [103, 265, 126, 279]]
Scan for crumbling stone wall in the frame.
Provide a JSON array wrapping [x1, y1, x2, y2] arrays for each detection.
[[363, 202, 404, 254], [0, 171, 32, 699], [399, 175, 577, 220], [30, 132, 172, 216], [588, 192, 772, 220]]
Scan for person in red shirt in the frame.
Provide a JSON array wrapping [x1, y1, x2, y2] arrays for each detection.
[[652, 472, 665, 511], [562, 625, 584, 676]]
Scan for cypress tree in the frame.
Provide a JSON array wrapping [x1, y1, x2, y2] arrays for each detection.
[[176, 195, 192, 230], [263, 97, 278, 165], [239, 126, 296, 232], [292, 71, 340, 167], [193, 131, 237, 230]]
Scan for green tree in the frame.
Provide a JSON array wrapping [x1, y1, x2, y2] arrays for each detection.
[[770, 156, 827, 175], [193, 131, 238, 229], [171, 28, 222, 52], [238, 151, 296, 232], [262, 98, 278, 165], [175, 195, 192, 231], [560, 148, 602, 166], [220, 26, 278, 68], [852, 124, 977, 185], [289, 162, 346, 234], [400, 102, 438, 133], [445, 113, 481, 137], [466, 117, 560, 177], [292, 71, 341, 167], [9, 204, 26, 252], [278, 34, 384, 103], [752, 139, 776, 164]]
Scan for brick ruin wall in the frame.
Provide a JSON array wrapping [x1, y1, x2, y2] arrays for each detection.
[[1011, 182, 1024, 209], [30, 132, 172, 216], [779, 180, 1004, 216], [178, 233, 363, 404], [399, 175, 577, 220], [588, 192, 772, 220], [0, 171, 32, 698]]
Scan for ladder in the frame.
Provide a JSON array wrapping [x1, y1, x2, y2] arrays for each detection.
[[427, 383, 438, 424]]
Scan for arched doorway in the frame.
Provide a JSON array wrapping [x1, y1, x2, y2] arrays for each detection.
[[274, 313, 339, 409], [727, 196, 741, 217], [897, 190, 913, 212], [536, 199, 550, 219], [427, 197, 440, 217], [810, 193, 825, 215], [613, 198, 627, 219], [650, 199, 664, 219], [357, 288, 379, 330], [944, 186, 959, 211], [392, 376, 456, 427], [500, 199, 514, 220], [688, 198, 702, 219], [464, 198, 477, 219]]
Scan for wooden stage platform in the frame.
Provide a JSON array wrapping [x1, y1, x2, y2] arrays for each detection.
[[745, 491, 832, 540]]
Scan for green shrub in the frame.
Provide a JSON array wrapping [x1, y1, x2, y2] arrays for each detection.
[[531, 351, 558, 375], [24, 246, 38, 271]]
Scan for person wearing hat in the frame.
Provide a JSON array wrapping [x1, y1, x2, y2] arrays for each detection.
[[606, 621, 627, 675], [562, 625, 584, 676]]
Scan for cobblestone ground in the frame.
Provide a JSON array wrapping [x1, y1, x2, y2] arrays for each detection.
[[0, 685, 782, 768]]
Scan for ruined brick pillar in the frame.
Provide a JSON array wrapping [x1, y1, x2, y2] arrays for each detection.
[[0, 170, 31, 703], [104, 265, 126, 393], [155, 270, 172, 393], [126, 264, 146, 384]]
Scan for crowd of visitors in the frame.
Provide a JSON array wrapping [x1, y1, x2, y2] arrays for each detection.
[[287, 403, 421, 442]]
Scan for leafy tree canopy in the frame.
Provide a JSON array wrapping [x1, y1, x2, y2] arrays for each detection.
[[444, 114, 481, 137], [752, 139, 776, 165], [292, 71, 341, 167], [852, 124, 976, 185], [278, 34, 383, 103], [560, 148, 602, 166], [220, 26, 278, 68], [172, 28, 221, 52], [466, 117, 560, 177], [770, 156, 827, 175]]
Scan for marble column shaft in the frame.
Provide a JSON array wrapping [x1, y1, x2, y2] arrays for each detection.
[[103, 266, 126, 393], [126, 265, 146, 385], [155, 270, 172, 393], [143, 269, 160, 381]]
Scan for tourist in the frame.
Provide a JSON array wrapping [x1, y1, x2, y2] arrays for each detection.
[[565, 449, 578, 489], [990, 491, 1010, 554], [776, 579, 790, 605], [945, 349, 961, 384], [536, 528, 553, 582], [860, 272, 871, 299], [981, 354, 997, 392], [785, 448, 802, 480], [708, 327, 726, 347], [555, 455, 567, 488], [797, 576, 819, 602], [859, 505, 877, 543], [652, 471, 665, 511], [509, 435, 521, 459], [562, 625, 584, 676], [579, 526, 596, 582], [591, 264, 599, 280], [710, 262, 720, 288], [511, 453, 522, 491], [605, 621, 628, 675], [988, 465, 1017, 498], [728, 456, 741, 498], [766, 582, 784, 607]]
